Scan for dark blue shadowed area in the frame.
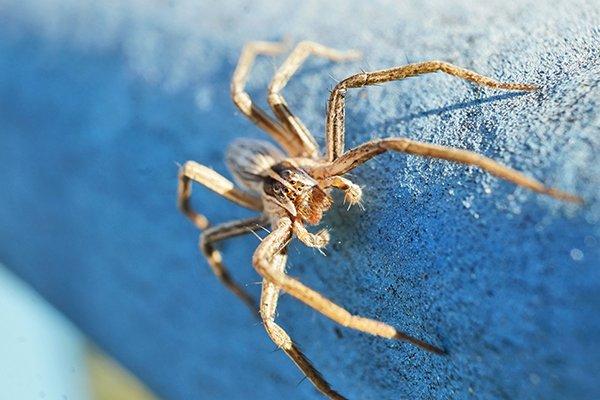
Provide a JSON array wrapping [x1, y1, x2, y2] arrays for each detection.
[[0, 2, 598, 399]]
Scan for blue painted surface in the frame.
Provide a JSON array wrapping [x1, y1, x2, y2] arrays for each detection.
[[0, 1, 598, 399]]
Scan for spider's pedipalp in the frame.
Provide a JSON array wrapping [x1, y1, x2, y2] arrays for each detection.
[[319, 175, 363, 208], [293, 220, 330, 249]]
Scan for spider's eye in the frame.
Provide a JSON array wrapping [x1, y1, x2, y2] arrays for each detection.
[[264, 177, 288, 197]]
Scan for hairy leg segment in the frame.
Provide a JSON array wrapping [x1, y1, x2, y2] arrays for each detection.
[[260, 249, 346, 399], [311, 138, 583, 203], [177, 160, 262, 230], [325, 60, 538, 161], [200, 216, 268, 315], [253, 218, 445, 355], [268, 41, 361, 158]]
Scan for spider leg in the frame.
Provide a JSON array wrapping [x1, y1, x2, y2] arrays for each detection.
[[311, 138, 582, 203], [200, 216, 268, 316], [325, 60, 538, 161], [232, 41, 305, 156], [268, 41, 361, 159], [260, 251, 346, 400], [178, 160, 262, 230], [253, 217, 445, 355]]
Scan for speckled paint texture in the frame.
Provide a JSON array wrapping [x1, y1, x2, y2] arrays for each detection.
[[0, 1, 598, 399]]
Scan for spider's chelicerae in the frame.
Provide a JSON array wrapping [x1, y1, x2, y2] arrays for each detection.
[[178, 41, 581, 399]]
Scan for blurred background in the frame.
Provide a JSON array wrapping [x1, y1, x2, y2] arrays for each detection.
[[0, 1, 598, 399], [0, 263, 157, 399]]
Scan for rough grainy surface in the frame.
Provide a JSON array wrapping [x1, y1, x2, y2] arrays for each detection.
[[0, 1, 599, 399]]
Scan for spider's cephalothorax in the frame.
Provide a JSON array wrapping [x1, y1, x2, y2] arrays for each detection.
[[262, 160, 333, 225], [227, 138, 339, 246], [178, 40, 581, 400], [227, 139, 333, 224]]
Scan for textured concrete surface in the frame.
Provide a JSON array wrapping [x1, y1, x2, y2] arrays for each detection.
[[0, 1, 599, 399]]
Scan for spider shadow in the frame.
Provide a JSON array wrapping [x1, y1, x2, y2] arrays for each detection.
[[387, 91, 528, 125]]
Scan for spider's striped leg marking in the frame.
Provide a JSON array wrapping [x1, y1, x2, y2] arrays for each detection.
[[231, 41, 304, 156], [200, 216, 268, 316], [268, 41, 361, 158], [178, 161, 262, 230], [260, 250, 346, 400], [253, 218, 445, 356], [311, 138, 583, 203], [325, 60, 538, 162]]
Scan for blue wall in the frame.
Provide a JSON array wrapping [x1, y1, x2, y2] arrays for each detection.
[[0, 1, 598, 399]]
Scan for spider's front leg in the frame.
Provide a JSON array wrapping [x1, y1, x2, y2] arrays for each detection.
[[259, 250, 345, 400], [325, 60, 538, 161], [253, 218, 445, 355], [310, 138, 583, 203], [313, 61, 580, 202]]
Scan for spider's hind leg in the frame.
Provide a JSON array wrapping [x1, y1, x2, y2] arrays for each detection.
[[231, 41, 304, 156]]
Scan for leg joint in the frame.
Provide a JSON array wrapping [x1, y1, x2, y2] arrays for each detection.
[[262, 319, 292, 350], [231, 91, 252, 114], [267, 92, 285, 106]]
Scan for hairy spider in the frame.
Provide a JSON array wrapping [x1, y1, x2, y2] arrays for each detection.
[[177, 40, 581, 399]]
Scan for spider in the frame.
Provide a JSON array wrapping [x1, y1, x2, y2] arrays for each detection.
[[177, 40, 581, 399]]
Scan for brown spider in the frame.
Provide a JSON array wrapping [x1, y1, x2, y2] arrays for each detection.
[[177, 40, 581, 399]]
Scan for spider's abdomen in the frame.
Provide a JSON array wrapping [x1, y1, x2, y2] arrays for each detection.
[[226, 139, 284, 193]]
